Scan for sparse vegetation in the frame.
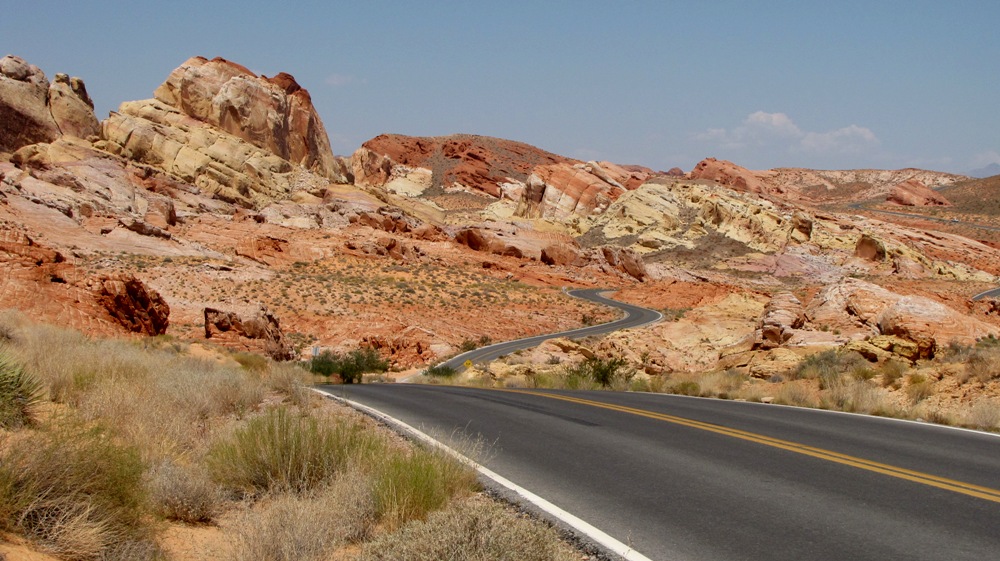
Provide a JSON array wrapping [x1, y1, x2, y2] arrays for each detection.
[[0, 350, 43, 429], [564, 356, 633, 388], [309, 347, 389, 383], [424, 364, 457, 378], [0, 313, 572, 559]]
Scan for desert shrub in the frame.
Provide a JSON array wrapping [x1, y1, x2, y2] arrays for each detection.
[[0, 424, 150, 560], [906, 373, 935, 403], [266, 362, 313, 408], [0, 351, 43, 429], [424, 364, 457, 378], [793, 350, 868, 389], [962, 347, 1000, 383], [671, 380, 701, 396], [824, 379, 895, 415], [564, 356, 632, 388], [775, 382, 818, 407], [879, 359, 910, 388], [371, 445, 478, 530], [698, 369, 747, 397], [207, 408, 381, 496], [227, 472, 375, 561], [459, 335, 492, 353], [310, 348, 388, 383], [964, 399, 1000, 431], [233, 351, 269, 373], [147, 459, 222, 524], [361, 497, 579, 561]]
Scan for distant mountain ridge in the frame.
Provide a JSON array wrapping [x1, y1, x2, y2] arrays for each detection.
[[969, 162, 1000, 178]]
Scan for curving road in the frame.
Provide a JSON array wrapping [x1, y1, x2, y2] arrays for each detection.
[[329, 385, 1000, 561], [438, 288, 661, 371]]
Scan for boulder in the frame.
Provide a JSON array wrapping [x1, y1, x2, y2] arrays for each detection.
[[0, 55, 59, 152], [93, 274, 170, 335], [886, 179, 951, 206], [48, 73, 100, 139], [598, 246, 647, 281], [876, 296, 995, 358], [756, 292, 804, 349], [204, 305, 293, 360], [540, 242, 584, 266]]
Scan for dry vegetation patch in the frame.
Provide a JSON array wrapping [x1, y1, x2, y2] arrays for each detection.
[[0, 311, 582, 560]]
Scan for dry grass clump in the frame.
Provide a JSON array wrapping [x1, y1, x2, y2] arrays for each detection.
[[147, 459, 223, 524], [207, 407, 380, 496], [774, 381, 819, 408], [963, 399, 1000, 430], [227, 472, 375, 561], [360, 496, 579, 561], [0, 423, 159, 560], [905, 373, 935, 403], [822, 379, 896, 415]]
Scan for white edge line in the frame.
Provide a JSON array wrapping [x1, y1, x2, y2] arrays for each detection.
[[313, 387, 655, 561]]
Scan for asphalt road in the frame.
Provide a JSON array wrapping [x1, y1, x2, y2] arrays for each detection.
[[438, 288, 662, 371], [327, 385, 1000, 561]]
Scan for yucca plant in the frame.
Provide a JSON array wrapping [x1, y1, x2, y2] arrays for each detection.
[[0, 350, 44, 429]]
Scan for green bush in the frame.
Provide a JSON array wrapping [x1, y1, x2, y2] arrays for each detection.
[[459, 335, 492, 353], [309, 348, 388, 383], [793, 350, 869, 389], [207, 408, 381, 495], [424, 364, 456, 378], [564, 356, 632, 388], [372, 447, 477, 530], [0, 351, 44, 429]]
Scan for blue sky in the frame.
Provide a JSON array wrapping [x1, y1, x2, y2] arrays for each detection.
[[4, 1, 999, 173]]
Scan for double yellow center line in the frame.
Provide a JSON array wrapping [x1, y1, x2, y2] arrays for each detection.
[[505, 389, 1000, 504]]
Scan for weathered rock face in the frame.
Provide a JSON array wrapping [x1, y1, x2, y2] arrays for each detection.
[[93, 274, 170, 335], [353, 133, 646, 220], [101, 56, 347, 208], [153, 57, 339, 176], [886, 179, 951, 206], [756, 292, 805, 349], [806, 278, 996, 358], [204, 305, 293, 360], [689, 158, 776, 195], [0, 55, 98, 153]]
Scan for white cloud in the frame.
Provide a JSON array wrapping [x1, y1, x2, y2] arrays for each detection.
[[695, 111, 879, 155]]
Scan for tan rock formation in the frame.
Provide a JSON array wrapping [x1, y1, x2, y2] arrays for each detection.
[[48, 73, 100, 139], [153, 57, 340, 177], [756, 292, 805, 349], [101, 56, 347, 208], [886, 179, 951, 206], [689, 158, 776, 195], [0, 55, 98, 152]]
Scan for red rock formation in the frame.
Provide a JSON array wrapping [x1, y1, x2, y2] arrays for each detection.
[[204, 305, 293, 360], [886, 179, 951, 206], [93, 274, 170, 335], [688, 158, 776, 195]]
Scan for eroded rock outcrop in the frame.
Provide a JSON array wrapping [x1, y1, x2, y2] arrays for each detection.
[[886, 179, 951, 206], [0, 55, 98, 153], [101, 56, 347, 207], [93, 274, 170, 335], [204, 305, 293, 360], [353, 134, 646, 220]]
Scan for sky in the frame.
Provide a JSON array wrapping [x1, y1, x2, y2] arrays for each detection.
[[4, 1, 999, 174]]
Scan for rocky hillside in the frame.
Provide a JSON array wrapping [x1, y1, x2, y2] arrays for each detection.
[[1, 53, 998, 379], [689, 157, 968, 206]]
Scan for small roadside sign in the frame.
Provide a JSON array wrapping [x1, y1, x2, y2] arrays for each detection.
[[464, 359, 473, 368]]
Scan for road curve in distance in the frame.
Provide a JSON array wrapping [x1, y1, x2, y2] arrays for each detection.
[[439, 288, 661, 371]]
